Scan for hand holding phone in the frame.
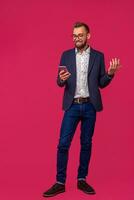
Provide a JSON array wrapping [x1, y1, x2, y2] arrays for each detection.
[[58, 66, 71, 81]]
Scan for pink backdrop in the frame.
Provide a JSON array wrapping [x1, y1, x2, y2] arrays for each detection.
[[0, 0, 134, 199]]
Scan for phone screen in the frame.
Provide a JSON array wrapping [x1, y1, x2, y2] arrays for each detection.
[[59, 66, 68, 73]]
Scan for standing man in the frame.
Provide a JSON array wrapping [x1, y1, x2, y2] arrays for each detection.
[[43, 22, 121, 197]]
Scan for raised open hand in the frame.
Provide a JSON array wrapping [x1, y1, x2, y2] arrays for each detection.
[[107, 58, 121, 76]]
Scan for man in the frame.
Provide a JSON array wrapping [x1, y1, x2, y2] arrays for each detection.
[[43, 22, 121, 197]]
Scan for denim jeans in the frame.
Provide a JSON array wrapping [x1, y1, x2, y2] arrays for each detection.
[[56, 101, 96, 184]]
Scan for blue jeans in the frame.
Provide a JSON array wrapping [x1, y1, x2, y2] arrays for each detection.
[[56, 101, 96, 184]]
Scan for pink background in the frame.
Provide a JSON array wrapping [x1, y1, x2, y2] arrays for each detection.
[[0, 0, 134, 199]]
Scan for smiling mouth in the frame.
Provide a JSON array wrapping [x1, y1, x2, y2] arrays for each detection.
[[76, 41, 82, 43]]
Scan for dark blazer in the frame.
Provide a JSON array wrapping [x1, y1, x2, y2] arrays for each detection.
[[57, 47, 114, 112]]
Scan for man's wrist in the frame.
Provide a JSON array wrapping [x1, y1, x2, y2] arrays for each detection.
[[106, 72, 114, 79]]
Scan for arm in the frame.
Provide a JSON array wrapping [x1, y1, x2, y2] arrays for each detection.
[[98, 53, 114, 89], [56, 52, 67, 87]]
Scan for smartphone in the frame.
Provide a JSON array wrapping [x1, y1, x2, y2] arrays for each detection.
[[58, 65, 68, 73]]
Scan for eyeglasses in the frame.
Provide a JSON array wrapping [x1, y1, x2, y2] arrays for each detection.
[[72, 33, 86, 40]]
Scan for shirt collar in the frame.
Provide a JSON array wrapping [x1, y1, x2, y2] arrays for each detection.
[[75, 45, 90, 54]]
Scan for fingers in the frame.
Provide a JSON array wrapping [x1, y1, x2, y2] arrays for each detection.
[[110, 58, 121, 68], [108, 57, 122, 75], [110, 61, 112, 67], [117, 59, 121, 67], [59, 70, 66, 75], [111, 58, 120, 65], [59, 71, 71, 81], [59, 71, 70, 76], [60, 74, 71, 81]]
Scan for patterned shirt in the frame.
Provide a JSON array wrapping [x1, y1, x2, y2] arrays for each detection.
[[74, 46, 90, 98]]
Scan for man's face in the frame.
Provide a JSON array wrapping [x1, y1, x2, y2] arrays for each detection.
[[72, 26, 90, 49]]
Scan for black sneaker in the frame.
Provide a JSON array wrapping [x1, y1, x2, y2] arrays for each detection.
[[77, 180, 96, 194], [42, 183, 65, 197]]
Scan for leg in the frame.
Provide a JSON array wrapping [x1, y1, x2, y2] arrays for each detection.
[[77, 102, 96, 180], [56, 104, 81, 184]]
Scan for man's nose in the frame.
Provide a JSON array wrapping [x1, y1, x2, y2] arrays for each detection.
[[75, 39, 79, 42]]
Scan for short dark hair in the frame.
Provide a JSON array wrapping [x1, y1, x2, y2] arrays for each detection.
[[73, 22, 90, 33]]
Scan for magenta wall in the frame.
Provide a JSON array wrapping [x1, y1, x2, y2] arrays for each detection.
[[0, 0, 134, 200]]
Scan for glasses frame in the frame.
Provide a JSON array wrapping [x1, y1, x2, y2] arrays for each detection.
[[72, 33, 87, 40]]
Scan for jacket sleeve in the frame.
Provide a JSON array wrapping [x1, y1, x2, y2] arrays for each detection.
[[56, 52, 67, 87], [98, 53, 114, 89]]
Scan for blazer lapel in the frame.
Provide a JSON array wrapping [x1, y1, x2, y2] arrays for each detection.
[[88, 47, 96, 75], [70, 48, 77, 86], [71, 48, 76, 74]]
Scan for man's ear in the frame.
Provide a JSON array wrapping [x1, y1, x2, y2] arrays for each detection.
[[87, 33, 91, 40]]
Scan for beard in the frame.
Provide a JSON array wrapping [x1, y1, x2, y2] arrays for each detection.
[[75, 40, 87, 50]]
